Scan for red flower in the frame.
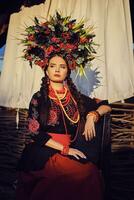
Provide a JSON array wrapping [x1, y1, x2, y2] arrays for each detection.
[[65, 43, 77, 51], [46, 46, 54, 56], [59, 43, 65, 49], [28, 118, 39, 132], [34, 60, 48, 68], [80, 37, 88, 43], [45, 28, 51, 35], [51, 37, 60, 43], [40, 23, 51, 35], [66, 54, 72, 60], [68, 23, 73, 29], [65, 54, 76, 70], [26, 55, 32, 61], [60, 43, 76, 52], [54, 46, 60, 52], [69, 60, 77, 70], [66, 43, 75, 49], [62, 32, 71, 40], [31, 99, 38, 105], [28, 34, 35, 41]]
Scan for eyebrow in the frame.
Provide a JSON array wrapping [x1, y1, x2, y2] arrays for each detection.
[[50, 63, 67, 66], [60, 64, 67, 66]]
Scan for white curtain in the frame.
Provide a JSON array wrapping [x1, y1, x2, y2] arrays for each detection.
[[0, 0, 133, 108]]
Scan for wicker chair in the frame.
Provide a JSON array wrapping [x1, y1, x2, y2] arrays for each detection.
[[99, 113, 111, 200], [0, 107, 111, 200]]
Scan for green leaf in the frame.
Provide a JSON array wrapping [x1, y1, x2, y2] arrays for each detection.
[[79, 64, 88, 79], [34, 17, 39, 25]]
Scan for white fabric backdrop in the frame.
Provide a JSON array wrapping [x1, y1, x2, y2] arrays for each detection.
[[0, 0, 133, 108]]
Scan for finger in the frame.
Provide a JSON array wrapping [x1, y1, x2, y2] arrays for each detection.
[[85, 131, 88, 141], [73, 154, 80, 160], [77, 152, 87, 159], [82, 131, 85, 135], [88, 127, 95, 139], [82, 129, 86, 135], [76, 149, 86, 158], [86, 129, 91, 141], [90, 129, 95, 139], [92, 125, 96, 137], [84, 128, 93, 141], [75, 150, 87, 159], [80, 153, 87, 159], [83, 130, 87, 140], [87, 129, 93, 140]]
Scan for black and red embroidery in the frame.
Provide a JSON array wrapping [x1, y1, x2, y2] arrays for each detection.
[[28, 118, 40, 132]]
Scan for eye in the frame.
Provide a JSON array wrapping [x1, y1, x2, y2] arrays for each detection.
[[60, 65, 67, 69], [49, 65, 54, 68]]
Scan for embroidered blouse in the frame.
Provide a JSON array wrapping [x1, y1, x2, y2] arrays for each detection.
[[17, 91, 109, 171]]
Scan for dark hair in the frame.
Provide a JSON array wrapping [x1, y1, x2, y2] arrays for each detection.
[[66, 75, 85, 117], [38, 75, 50, 127]]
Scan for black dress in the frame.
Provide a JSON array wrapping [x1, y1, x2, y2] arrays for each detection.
[[17, 91, 108, 171], [16, 90, 108, 200]]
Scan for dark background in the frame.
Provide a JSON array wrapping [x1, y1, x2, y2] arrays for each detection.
[[130, 0, 134, 41]]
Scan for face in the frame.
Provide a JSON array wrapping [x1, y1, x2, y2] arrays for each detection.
[[46, 56, 68, 83]]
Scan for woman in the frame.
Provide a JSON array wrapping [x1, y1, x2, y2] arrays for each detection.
[[16, 55, 111, 200], [16, 12, 111, 200]]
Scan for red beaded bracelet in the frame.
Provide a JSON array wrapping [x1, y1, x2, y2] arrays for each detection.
[[86, 111, 100, 123], [61, 146, 69, 155]]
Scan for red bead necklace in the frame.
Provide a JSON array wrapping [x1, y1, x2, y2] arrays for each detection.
[[48, 85, 80, 124]]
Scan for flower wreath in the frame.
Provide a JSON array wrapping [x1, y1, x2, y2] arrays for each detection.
[[21, 11, 97, 76]]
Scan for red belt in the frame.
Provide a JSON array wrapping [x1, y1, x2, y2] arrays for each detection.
[[48, 133, 71, 146]]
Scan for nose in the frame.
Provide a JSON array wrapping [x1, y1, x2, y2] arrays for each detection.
[[55, 65, 60, 72]]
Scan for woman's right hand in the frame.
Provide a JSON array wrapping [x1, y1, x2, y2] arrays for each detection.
[[68, 148, 87, 160]]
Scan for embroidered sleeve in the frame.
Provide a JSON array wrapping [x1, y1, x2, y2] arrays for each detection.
[[28, 92, 51, 146], [28, 118, 40, 133], [28, 93, 40, 134]]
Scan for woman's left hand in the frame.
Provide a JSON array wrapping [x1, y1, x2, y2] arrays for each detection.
[[82, 115, 96, 141]]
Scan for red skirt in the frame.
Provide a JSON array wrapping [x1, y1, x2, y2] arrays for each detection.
[[16, 134, 103, 200]]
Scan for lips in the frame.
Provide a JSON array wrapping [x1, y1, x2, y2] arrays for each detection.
[[54, 74, 61, 77]]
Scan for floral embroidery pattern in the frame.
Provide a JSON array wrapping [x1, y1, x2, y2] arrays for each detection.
[[47, 99, 61, 125], [28, 93, 40, 135], [47, 109, 58, 125], [28, 118, 40, 132], [31, 98, 38, 106]]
